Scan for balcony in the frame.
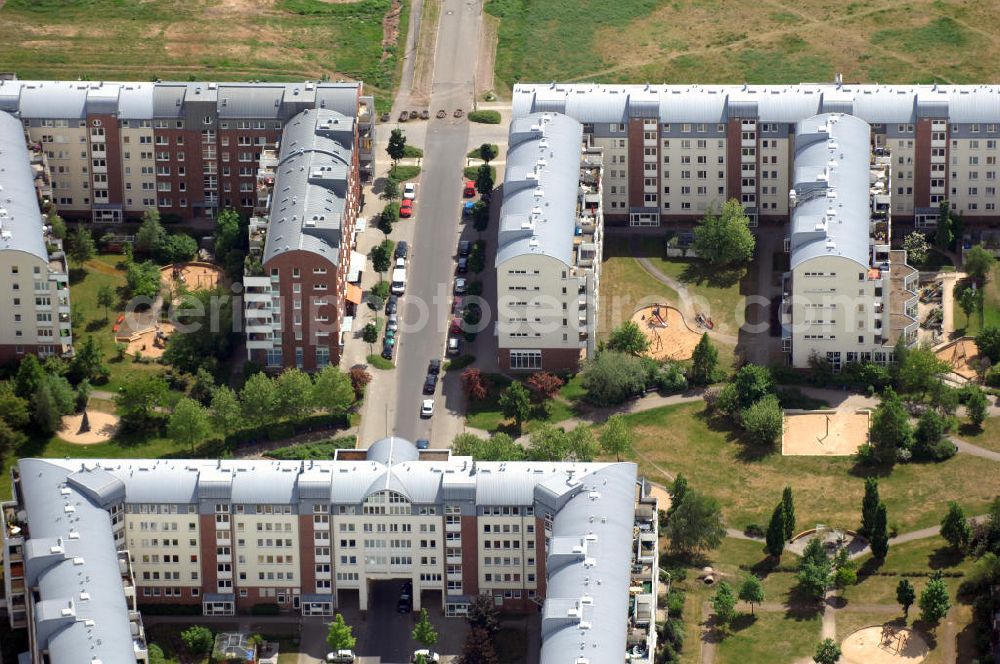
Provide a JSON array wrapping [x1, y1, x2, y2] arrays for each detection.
[[445, 521, 461, 533], [741, 153, 755, 164], [217, 570, 233, 580], [742, 138, 755, 148], [446, 555, 462, 565], [217, 553, 232, 564], [447, 571, 462, 582], [315, 554, 331, 564]]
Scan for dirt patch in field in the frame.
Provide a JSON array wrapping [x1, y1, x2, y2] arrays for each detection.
[[782, 410, 870, 457], [58, 411, 120, 445], [841, 625, 929, 664], [204, 0, 276, 15], [381, 0, 402, 60], [631, 304, 703, 362]]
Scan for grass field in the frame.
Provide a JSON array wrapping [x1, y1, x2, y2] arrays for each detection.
[[957, 417, 1000, 453], [485, 0, 1000, 92], [625, 402, 1000, 533], [953, 264, 1000, 335], [0, 0, 408, 104], [465, 374, 575, 434]]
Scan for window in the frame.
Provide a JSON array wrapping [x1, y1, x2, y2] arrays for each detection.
[[509, 350, 541, 370]]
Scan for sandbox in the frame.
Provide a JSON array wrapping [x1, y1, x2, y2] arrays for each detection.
[[58, 411, 120, 445], [841, 625, 929, 664], [935, 337, 981, 381], [117, 321, 175, 359], [630, 304, 704, 362], [782, 409, 870, 456], [161, 261, 224, 292]]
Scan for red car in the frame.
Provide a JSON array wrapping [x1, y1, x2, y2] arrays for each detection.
[[449, 317, 463, 334], [463, 181, 476, 198], [400, 199, 413, 218]]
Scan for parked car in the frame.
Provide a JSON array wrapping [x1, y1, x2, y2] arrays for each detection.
[[457, 257, 468, 273], [385, 328, 396, 342], [397, 595, 412, 613], [447, 337, 461, 355], [391, 266, 407, 295], [381, 341, 395, 360], [415, 439, 430, 450], [403, 182, 417, 200], [327, 651, 356, 663], [428, 359, 441, 375], [452, 296, 465, 315], [400, 199, 413, 218], [449, 317, 463, 334], [420, 399, 435, 418], [423, 373, 438, 394], [463, 180, 476, 197], [385, 295, 398, 315], [454, 278, 467, 295], [395, 257, 406, 269], [387, 314, 399, 332], [411, 651, 440, 663], [395, 240, 409, 260], [458, 240, 472, 257]]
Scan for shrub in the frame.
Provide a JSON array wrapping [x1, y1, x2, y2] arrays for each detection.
[[468, 110, 501, 124], [744, 523, 765, 538], [268, 436, 357, 460], [444, 354, 476, 371]]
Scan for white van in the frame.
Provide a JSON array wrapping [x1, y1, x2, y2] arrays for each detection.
[[391, 267, 407, 295]]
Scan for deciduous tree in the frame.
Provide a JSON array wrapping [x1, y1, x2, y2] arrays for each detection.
[[665, 491, 726, 555], [68, 226, 96, 266], [740, 394, 783, 446], [896, 578, 916, 616], [689, 333, 719, 385], [919, 572, 951, 624], [940, 501, 971, 550], [526, 371, 564, 402], [168, 397, 213, 454], [240, 372, 278, 428], [210, 386, 241, 437], [813, 638, 841, 664], [478, 143, 498, 164], [868, 389, 912, 465], [312, 366, 355, 419], [386, 129, 407, 170], [461, 368, 490, 401], [181, 626, 214, 656], [711, 581, 736, 626], [325, 613, 356, 651], [738, 575, 765, 615], [580, 351, 647, 404], [607, 320, 650, 356], [967, 386, 988, 430], [276, 368, 315, 420], [733, 364, 773, 409], [692, 199, 756, 266], [475, 163, 494, 199], [97, 284, 116, 320], [797, 537, 831, 601], [903, 231, 929, 265], [499, 382, 532, 433], [964, 244, 996, 284], [411, 608, 438, 649], [599, 414, 632, 462]]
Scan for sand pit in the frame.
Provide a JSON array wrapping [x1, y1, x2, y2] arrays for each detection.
[[161, 262, 224, 293], [631, 305, 704, 361], [935, 337, 981, 381], [841, 625, 929, 664], [782, 409, 870, 456], [119, 321, 175, 359], [58, 411, 120, 445]]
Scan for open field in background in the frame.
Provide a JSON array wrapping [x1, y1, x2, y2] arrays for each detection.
[[486, 0, 1000, 92], [624, 402, 1000, 533], [0, 0, 408, 106]]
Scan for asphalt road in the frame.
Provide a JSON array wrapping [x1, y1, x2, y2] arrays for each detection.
[[389, 0, 482, 442]]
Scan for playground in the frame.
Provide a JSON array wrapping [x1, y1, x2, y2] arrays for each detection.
[[781, 409, 870, 456], [57, 410, 121, 445], [840, 625, 929, 664], [160, 261, 224, 294], [630, 304, 704, 361], [116, 320, 175, 359], [934, 337, 981, 382]]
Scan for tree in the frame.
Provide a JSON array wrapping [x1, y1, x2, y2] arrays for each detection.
[[135, 208, 167, 257], [918, 572, 951, 624], [940, 501, 971, 550], [566, 424, 598, 462], [381, 176, 401, 202], [499, 382, 532, 433], [740, 394, 783, 446], [765, 503, 787, 559], [411, 608, 438, 649], [526, 371, 564, 402], [967, 386, 988, 430], [210, 386, 242, 437], [370, 241, 392, 276], [452, 432, 525, 461], [240, 371, 278, 428], [665, 491, 726, 555], [68, 335, 109, 385], [733, 364, 773, 409], [666, 474, 688, 519], [898, 348, 949, 397], [606, 321, 650, 356], [466, 594, 500, 636], [180, 625, 213, 655], [580, 351, 647, 405], [935, 200, 954, 250], [312, 366, 355, 419], [689, 333, 719, 385], [349, 366, 372, 399], [471, 199, 490, 235], [461, 368, 490, 401], [146, 643, 167, 664], [475, 163, 494, 199], [738, 575, 765, 615], [976, 326, 1000, 362], [162, 288, 236, 375], [68, 226, 96, 266], [860, 477, 880, 538], [797, 537, 832, 601], [781, 486, 796, 540], [955, 281, 982, 322], [276, 368, 315, 420], [711, 581, 737, 626], [325, 613, 357, 651], [813, 638, 841, 664], [459, 626, 499, 664], [478, 143, 498, 164], [168, 397, 213, 454], [213, 208, 245, 280], [599, 414, 632, 462], [14, 354, 45, 399], [0, 382, 30, 430], [870, 502, 890, 560], [115, 374, 169, 432], [31, 381, 62, 435], [528, 424, 570, 461], [125, 260, 162, 299], [832, 547, 857, 589], [386, 128, 407, 171], [896, 578, 916, 616], [903, 231, 929, 265], [964, 244, 996, 284], [868, 389, 912, 464], [47, 211, 66, 240], [97, 284, 116, 320], [692, 199, 756, 266]]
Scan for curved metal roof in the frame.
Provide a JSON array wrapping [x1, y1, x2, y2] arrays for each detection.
[[0, 111, 48, 263], [366, 436, 418, 465]]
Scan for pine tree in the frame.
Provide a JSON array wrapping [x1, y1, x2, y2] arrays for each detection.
[[765, 503, 786, 559], [782, 486, 796, 541], [860, 477, 880, 538], [896, 579, 916, 616], [689, 333, 719, 385], [918, 572, 951, 624], [870, 502, 890, 560], [940, 501, 971, 550]]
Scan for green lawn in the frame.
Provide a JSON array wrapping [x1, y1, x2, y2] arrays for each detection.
[[956, 416, 1000, 453], [713, 611, 821, 664], [391, 165, 422, 181], [953, 264, 1000, 335], [0, 0, 406, 102], [559, 374, 586, 402], [624, 402, 1000, 534], [643, 256, 747, 336], [463, 165, 496, 181], [466, 375, 576, 434], [467, 144, 499, 159], [599, 235, 680, 341]]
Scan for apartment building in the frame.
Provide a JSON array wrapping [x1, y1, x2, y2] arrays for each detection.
[[496, 112, 604, 372], [0, 79, 374, 223], [782, 113, 919, 368], [512, 82, 1000, 227], [242, 108, 362, 371], [0, 111, 73, 364], [4, 439, 659, 664]]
